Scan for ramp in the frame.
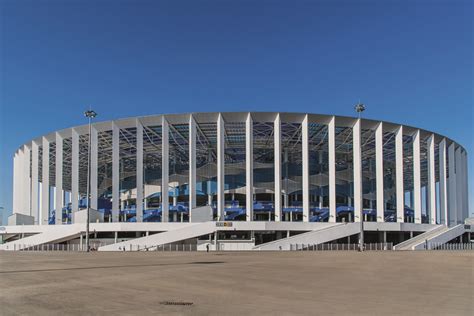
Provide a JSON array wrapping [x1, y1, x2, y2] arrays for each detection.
[[253, 223, 360, 251], [98, 222, 216, 251], [414, 224, 466, 250], [394, 225, 448, 250], [0, 225, 82, 251]]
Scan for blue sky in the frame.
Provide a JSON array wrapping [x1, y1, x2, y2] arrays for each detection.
[[0, 0, 472, 222]]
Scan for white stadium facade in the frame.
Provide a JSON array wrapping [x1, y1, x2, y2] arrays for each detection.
[[1, 112, 471, 251]]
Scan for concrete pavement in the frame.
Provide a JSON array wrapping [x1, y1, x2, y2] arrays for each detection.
[[0, 251, 472, 315]]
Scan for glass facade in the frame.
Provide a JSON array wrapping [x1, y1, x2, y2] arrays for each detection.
[[361, 128, 376, 221], [62, 137, 72, 223], [196, 122, 218, 215], [169, 124, 189, 222], [143, 125, 162, 221], [309, 123, 329, 221], [281, 122, 303, 221], [224, 122, 246, 220], [434, 141, 440, 224], [98, 130, 113, 222], [253, 121, 274, 221], [119, 127, 137, 222], [383, 131, 397, 220], [420, 135, 429, 223], [78, 133, 89, 210], [335, 126, 354, 222], [403, 134, 414, 222], [49, 141, 56, 222]]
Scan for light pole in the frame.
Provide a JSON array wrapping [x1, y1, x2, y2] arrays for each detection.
[[84, 109, 97, 252], [354, 102, 365, 251]]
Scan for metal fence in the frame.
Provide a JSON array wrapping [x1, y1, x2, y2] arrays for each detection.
[[430, 243, 474, 250], [140, 244, 198, 252], [290, 243, 394, 251], [16, 243, 106, 251], [13, 243, 198, 252], [11, 242, 473, 252]]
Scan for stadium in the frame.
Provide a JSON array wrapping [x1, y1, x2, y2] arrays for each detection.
[[1, 112, 471, 251]]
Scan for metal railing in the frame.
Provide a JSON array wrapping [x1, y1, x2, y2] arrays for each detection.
[[138, 244, 198, 252], [290, 243, 394, 251], [16, 243, 106, 251], [429, 243, 474, 251], [10, 243, 198, 252], [11, 242, 472, 252]]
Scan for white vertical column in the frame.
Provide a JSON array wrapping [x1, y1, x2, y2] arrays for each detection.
[[17, 150, 24, 214], [90, 127, 98, 212], [189, 115, 196, 220], [447, 143, 457, 226], [439, 139, 448, 225], [17, 151, 23, 214], [22, 148, 29, 215], [413, 130, 421, 223], [459, 150, 466, 221], [18, 149, 25, 214], [462, 152, 469, 221], [24, 146, 32, 216], [52, 187, 56, 218], [395, 126, 404, 222], [41, 137, 50, 225], [375, 122, 384, 222], [23, 148, 30, 214], [274, 114, 282, 222], [302, 115, 310, 222], [136, 120, 144, 222], [246, 113, 254, 221], [112, 123, 120, 222], [22, 148, 29, 214], [161, 117, 169, 222], [55, 133, 63, 224], [455, 147, 463, 224], [71, 129, 79, 214], [31, 141, 39, 222], [20, 149, 26, 214], [217, 114, 225, 221], [20, 150, 26, 214], [353, 119, 362, 223], [427, 134, 436, 224], [18, 150, 25, 214], [12, 152, 18, 214], [328, 116, 336, 222]]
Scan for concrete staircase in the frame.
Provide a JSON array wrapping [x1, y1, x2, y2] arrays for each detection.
[[98, 222, 216, 251], [394, 225, 449, 250], [0, 225, 83, 251], [413, 224, 466, 250], [253, 222, 360, 251]]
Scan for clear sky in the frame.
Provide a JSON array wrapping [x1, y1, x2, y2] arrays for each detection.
[[0, 0, 472, 223]]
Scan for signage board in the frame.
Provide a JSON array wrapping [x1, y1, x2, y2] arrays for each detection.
[[216, 222, 233, 227]]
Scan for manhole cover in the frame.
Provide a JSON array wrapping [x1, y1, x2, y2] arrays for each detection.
[[160, 301, 194, 306]]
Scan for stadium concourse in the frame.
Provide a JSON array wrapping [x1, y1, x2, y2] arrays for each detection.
[[1, 112, 471, 251]]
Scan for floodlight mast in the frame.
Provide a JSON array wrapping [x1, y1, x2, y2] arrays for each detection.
[[84, 109, 97, 252], [354, 102, 365, 251]]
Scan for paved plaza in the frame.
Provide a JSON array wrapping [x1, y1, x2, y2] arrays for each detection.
[[0, 251, 472, 315]]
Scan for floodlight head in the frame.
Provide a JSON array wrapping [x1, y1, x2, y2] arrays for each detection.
[[84, 110, 97, 118], [354, 103, 366, 113]]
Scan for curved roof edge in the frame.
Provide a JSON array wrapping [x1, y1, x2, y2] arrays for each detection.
[[15, 112, 467, 154]]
